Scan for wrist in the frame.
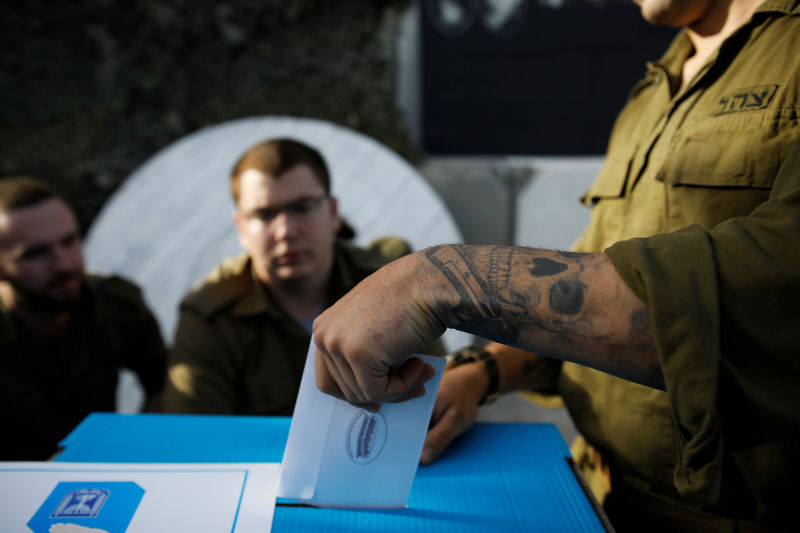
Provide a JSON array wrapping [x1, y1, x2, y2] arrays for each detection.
[[394, 252, 448, 340], [418, 245, 477, 330], [447, 346, 500, 405]]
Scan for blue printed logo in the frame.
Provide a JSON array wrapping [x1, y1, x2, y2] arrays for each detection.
[[50, 488, 109, 518], [28, 481, 144, 533]]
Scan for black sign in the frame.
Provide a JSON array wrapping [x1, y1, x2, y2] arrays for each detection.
[[421, 0, 677, 155]]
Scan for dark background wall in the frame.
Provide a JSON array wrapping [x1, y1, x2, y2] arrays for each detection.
[[2, 0, 680, 232], [0, 0, 416, 232], [421, 0, 677, 155]]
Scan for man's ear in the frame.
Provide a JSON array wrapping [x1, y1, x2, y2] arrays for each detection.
[[232, 210, 248, 249]]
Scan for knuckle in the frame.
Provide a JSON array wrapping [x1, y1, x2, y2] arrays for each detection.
[[363, 389, 381, 403], [426, 433, 449, 452], [443, 406, 468, 424]]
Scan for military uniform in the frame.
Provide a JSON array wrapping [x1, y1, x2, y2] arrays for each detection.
[[558, 2, 800, 529], [0, 274, 167, 460], [165, 238, 446, 415]]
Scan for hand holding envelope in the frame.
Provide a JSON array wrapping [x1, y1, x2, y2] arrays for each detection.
[[278, 338, 445, 509], [314, 351, 436, 406], [311, 252, 446, 405]]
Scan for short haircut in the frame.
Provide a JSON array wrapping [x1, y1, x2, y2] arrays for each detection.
[[0, 176, 57, 213], [230, 138, 331, 203]]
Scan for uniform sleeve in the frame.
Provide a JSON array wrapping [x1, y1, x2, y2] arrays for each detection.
[[605, 138, 800, 505], [163, 304, 238, 414]]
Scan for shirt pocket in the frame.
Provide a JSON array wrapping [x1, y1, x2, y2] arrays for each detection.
[[580, 150, 634, 206], [660, 110, 797, 190]]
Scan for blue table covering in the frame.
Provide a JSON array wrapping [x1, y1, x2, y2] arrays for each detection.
[[57, 413, 605, 532]]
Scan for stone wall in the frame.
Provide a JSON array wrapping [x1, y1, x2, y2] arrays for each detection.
[[1, 1, 416, 231]]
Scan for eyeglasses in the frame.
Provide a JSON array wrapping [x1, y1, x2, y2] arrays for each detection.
[[240, 194, 329, 225]]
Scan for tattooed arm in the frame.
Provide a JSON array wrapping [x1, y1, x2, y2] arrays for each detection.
[[313, 244, 662, 405], [426, 244, 662, 387]]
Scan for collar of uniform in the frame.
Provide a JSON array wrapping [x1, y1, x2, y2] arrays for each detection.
[[647, 30, 693, 84], [82, 273, 115, 329], [647, 0, 797, 79], [701, 0, 797, 84], [706, 0, 798, 60], [331, 240, 357, 295], [327, 238, 389, 303], [229, 257, 275, 317], [230, 240, 369, 318], [756, 0, 799, 15], [647, 1, 795, 102]]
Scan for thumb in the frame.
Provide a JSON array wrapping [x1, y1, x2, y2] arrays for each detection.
[[420, 410, 461, 465], [374, 357, 435, 402]]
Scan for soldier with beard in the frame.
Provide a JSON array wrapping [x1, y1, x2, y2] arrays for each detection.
[[0, 177, 167, 460]]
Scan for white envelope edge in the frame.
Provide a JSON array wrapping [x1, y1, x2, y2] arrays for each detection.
[[277, 336, 446, 509], [276, 337, 337, 500]]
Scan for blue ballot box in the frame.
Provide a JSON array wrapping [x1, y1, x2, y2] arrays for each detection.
[[56, 413, 608, 532]]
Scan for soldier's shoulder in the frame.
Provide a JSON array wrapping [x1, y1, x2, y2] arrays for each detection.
[[181, 254, 252, 317], [84, 271, 145, 304], [341, 236, 412, 271], [365, 236, 413, 260], [83, 272, 154, 323]]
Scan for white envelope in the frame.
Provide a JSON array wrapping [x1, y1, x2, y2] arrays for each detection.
[[277, 337, 445, 509]]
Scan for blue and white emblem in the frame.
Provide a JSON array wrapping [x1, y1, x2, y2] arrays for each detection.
[[28, 481, 144, 533], [50, 488, 109, 518]]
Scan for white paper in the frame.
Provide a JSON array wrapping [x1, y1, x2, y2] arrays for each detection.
[[0, 462, 280, 533], [277, 337, 446, 508]]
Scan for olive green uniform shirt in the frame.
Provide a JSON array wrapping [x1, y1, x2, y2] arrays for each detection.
[[559, 1, 800, 526], [0, 274, 167, 460], [165, 238, 446, 415]]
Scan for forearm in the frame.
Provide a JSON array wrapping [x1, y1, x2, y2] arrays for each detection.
[[484, 342, 561, 395], [417, 244, 663, 389]]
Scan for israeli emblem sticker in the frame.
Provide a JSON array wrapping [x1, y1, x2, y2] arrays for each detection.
[[346, 409, 388, 465], [28, 481, 144, 533], [50, 488, 109, 518]]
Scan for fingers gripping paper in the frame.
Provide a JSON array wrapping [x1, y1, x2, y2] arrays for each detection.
[[277, 337, 446, 508]]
